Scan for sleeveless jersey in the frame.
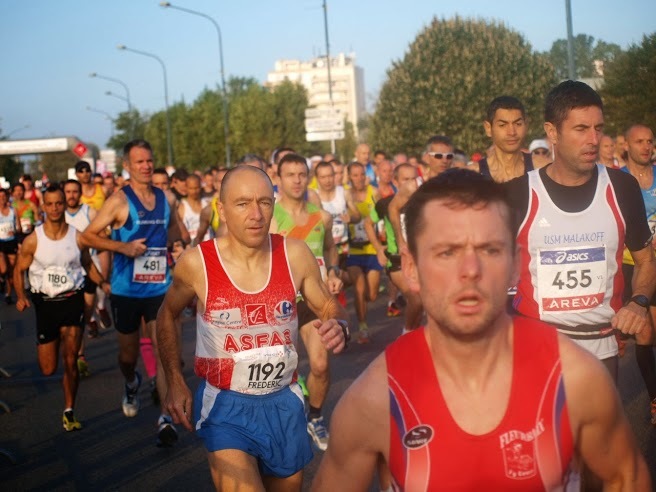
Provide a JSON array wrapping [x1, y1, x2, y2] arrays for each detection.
[[110, 186, 171, 297], [195, 234, 299, 394], [274, 202, 326, 279], [349, 185, 377, 255], [479, 153, 534, 181], [80, 183, 105, 210], [29, 225, 85, 298], [13, 199, 35, 233], [0, 206, 17, 242], [65, 204, 92, 233], [621, 165, 656, 266], [181, 198, 210, 243], [386, 320, 574, 491], [209, 196, 221, 233], [321, 186, 349, 246], [25, 189, 40, 208], [515, 165, 624, 359]]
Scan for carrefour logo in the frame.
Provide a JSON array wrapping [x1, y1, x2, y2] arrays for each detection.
[[274, 300, 295, 323]]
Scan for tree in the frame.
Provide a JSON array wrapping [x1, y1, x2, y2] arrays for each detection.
[[545, 34, 622, 79], [601, 33, 656, 135], [107, 109, 148, 152], [39, 152, 79, 182], [370, 17, 556, 156]]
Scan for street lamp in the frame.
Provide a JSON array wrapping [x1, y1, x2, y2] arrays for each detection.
[[89, 72, 134, 138], [159, 1, 231, 166], [5, 124, 31, 139], [86, 106, 115, 138], [106, 90, 129, 104], [117, 44, 174, 167]]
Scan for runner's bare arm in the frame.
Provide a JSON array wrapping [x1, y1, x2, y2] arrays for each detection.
[[612, 245, 656, 334], [560, 336, 651, 490], [312, 355, 388, 491], [166, 190, 191, 245], [157, 248, 202, 432], [193, 204, 212, 247], [288, 239, 347, 353], [321, 211, 342, 294], [13, 232, 36, 311], [364, 215, 387, 268], [80, 191, 146, 257], [77, 235, 110, 294], [307, 188, 322, 209], [388, 193, 408, 252]]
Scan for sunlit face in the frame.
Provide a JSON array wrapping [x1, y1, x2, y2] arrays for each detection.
[[125, 147, 154, 185], [219, 170, 274, 248], [484, 109, 527, 153], [355, 144, 370, 164], [394, 166, 418, 189], [348, 164, 366, 191], [278, 161, 309, 200], [151, 173, 170, 191], [373, 153, 386, 166], [0, 191, 8, 207], [42, 190, 66, 223], [424, 142, 454, 176], [63, 182, 81, 209], [546, 106, 604, 176], [599, 135, 615, 162], [315, 165, 336, 192], [377, 160, 393, 185], [625, 126, 654, 167], [402, 200, 517, 339], [332, 163, 344, 187], [185, 177, 202, 200], [75, 167, 92, 184], [12, 186, 24, 201], [103, 175, 115, 193]]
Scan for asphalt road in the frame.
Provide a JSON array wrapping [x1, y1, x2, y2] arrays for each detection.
[[0, 286, 654, 491]]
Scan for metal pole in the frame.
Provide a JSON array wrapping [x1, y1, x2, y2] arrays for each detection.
[[159, 2, 231, 166], [89, 73, 134, 138], [322, 0, 336, 154], [117, 46, 173, 166], [86, 107, 115, 141], [565, 0, 576, 80]]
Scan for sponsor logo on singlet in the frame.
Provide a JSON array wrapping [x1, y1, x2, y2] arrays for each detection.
[[209, 308, 242, 327], [402, 424, 434, 449], [246, 304, 267, 326], [499, 419, 545, 480], [274, 300, 294, 323]]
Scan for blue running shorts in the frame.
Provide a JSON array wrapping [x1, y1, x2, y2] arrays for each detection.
[[345, 253, 384, 272], [194, 381, 313, 478]]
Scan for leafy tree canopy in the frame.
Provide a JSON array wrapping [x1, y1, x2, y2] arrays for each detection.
[[545, 34, 623, 80]]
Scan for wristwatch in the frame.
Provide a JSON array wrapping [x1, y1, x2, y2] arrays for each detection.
[[336, 319, 351, 348], [629, 295, 650, 310], [327, 265, 341, 276]]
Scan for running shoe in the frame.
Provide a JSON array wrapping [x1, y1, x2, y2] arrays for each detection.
[[122, 371, 142, 418], [157, 415, 178, 447], [97, 308, 112, 330], [63, 410, 82, 431], [386, 303, 401, 317], [357, 329, 370, 344], [297, 374, 310, 398], [87, 320, 99, 339], [395, 293, 406, 308], [77, 356, 90, 377], [307, 416, 329, 451], [651, 398, 656, 426]]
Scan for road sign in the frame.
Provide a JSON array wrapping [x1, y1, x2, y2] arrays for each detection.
[[304, 107, 341, 119], [304, 117, 344, 133], [306, 130, 345, 142], [73, 142, 88, 157]]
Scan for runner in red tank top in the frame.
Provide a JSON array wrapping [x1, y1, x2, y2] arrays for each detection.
[[313, 169, 650, 491]]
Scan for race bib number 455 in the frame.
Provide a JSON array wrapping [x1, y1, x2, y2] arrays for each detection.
[[537, 246, 607, 313], [133, 247, 167, 283]]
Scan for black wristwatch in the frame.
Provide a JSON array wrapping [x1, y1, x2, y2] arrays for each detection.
[[629, 295, 650, 310], [336, 319, 351, 348], [327, 265, 341, 276]]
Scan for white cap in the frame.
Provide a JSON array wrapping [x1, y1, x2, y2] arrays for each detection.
[[529, 139, 550, 153]]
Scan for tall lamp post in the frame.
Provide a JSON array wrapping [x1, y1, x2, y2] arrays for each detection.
[[5, 124, 31, 139], [86, 106, 115, 139], [159, 1, 231, 166], [89, 72, 135, 139], [117, 44, 174, 167]]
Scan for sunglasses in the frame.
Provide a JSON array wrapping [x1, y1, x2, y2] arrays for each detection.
[[427, 152, 454, 160], [76, 168, 91, 173], [532, 149, 549, 156]]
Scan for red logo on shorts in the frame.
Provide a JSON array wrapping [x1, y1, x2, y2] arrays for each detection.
[[245, 304, 267, 326]]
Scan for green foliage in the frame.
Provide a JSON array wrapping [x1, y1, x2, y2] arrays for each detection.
[[545, 34, 623, 79], [107, 109, 148, 151], [39, 152, 79, 182], [601, 33, 656, 135], [370, 17, 556, 156]]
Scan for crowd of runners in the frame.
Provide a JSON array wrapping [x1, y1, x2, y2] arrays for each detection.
[[3, 80, 655, 490]]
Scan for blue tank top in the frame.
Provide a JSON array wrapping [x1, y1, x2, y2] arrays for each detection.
[[111, 186, 171, 297]]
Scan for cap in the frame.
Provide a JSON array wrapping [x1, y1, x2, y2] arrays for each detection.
[[529, 139, 550, 153], [75, 161, 91, 172]]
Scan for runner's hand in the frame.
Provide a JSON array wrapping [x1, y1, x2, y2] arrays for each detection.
[[163, 381, 194, 432], [120, 238, 148, 258], [376, 250, 387, 268], [611, 303, 648, 335], [313, 318, 346, 354], [326, 273, 343, 295], [16, 297, 30, 312]]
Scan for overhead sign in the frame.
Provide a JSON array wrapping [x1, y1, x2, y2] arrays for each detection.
[[304, 108, 342, 119], [0, 137, 70, 155], [73, 142, 88, 157], [304, 117, 344, 133], [306, 130, 345, 142]]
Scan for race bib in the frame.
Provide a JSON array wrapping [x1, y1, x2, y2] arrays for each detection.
[[316, 256, 327, 281], [42, 265, 75, 298], [133, 247, 167, 283], [332, 217, 346, 242], [0, 222, 14, 240], [537, 246, 607, 314], [350, 221, 369, 246], [230, 344, 298, 394], [20, 217, 32, 234]]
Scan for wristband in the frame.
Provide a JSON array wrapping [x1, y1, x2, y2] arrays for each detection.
[[336, 319, 351, 348]]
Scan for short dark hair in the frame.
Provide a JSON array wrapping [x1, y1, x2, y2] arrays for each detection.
[[277, 153, 308, 176], [43, 183, 65, 200], [347, 161, 364, 175], [314, 161, 334, 175], [374, 150, 387, 158], [393, 163, 416, 181], [485, 96, 526, 123], [544, 80, 603, 130], [404, 168, 516, 258], [12, 182, 25, 193], [21, 174, 33, 182], [0, 188, 9, 198], [123, 139, 153, 159], [171, 168, 189, 182], [153, 167, 170, 179], [219, 166, 272, 203], [271, 147, 296, 165], [63, 179, 82, 192], [425, 135, 453, 150]]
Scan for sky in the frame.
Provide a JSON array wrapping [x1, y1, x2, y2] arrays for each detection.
[[0, 0, 653, 150]]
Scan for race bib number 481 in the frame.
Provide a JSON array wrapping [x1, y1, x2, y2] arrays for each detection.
[[537, 246, 607, 313], [133, 247, 167, 283]]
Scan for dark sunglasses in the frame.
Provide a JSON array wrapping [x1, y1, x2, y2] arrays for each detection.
[[427, 152, 454, 160]]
